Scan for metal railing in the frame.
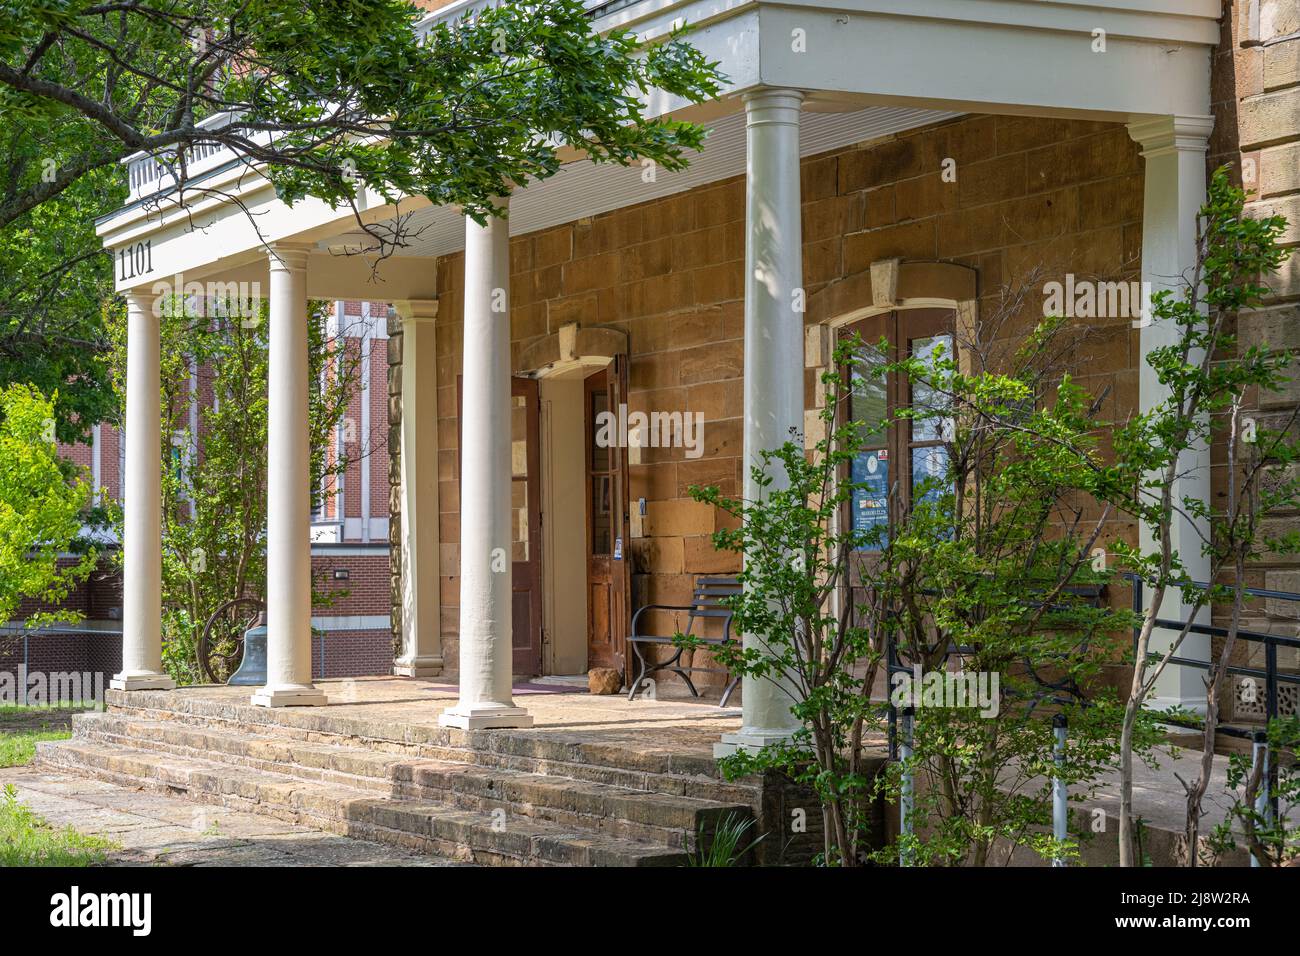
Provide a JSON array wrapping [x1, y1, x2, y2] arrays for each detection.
[[0, 625, 122, 706], [1125, 572, 1300, 735], [1126, 572, 1300, 860], [881, 575, 1300, 865]]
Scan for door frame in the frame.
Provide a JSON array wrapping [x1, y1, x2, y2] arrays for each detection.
[[455, 375, 544, 676], [512, 376, 543, 676], [835, 307, 955, 603], [509, 322, 633, 677], [582, 362, 632, 674]]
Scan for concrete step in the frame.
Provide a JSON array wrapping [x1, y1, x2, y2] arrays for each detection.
[[36, 739, 691, 867], [97, 689, 758, 805], [69, 712, 749, 848]]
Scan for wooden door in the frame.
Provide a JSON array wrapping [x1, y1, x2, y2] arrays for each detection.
[[838, 308, 954, 596], [510, 377, 543, 675], [585, 363, 631, 672], [609, 354, 631, 673]]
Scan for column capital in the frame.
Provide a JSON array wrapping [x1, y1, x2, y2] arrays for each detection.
[[1126, 115, 1214, 156], [268, 243, 312, 272], [393, 299, 440, 322], [123, 288, 158, 312], [742, 88, 805, 126]]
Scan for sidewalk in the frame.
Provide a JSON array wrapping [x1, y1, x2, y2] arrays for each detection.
[[0, 766, 461, 866]]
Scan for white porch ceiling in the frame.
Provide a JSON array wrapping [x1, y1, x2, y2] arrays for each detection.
[[340, 103, 960, 260]]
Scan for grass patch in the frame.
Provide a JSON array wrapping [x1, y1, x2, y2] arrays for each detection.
[[0, 703, 87, 767], [0, 784, 118, 866], [0, 702, 96, 712], [0, 730, 69, 768], [0, 729, 69, 769]]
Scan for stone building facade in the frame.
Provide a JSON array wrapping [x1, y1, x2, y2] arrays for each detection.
[[1210, 1, 1300, 723], [406, 112, 1150, 687], [96, 1, 1283, 745], [370, 2, 1300, 726]]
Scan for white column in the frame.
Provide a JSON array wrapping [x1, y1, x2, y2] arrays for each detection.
[[112, 290, 175, 691], [716, 89, 805, 757], [440, 201, 531, 729], [1127, 115, 1215, 714], [253, 245, 326, 707], [393, 298, 444, 678], [360, 303, 373, 542]]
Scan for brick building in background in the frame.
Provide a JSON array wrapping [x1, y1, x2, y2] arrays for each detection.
[[2, 299, 395, 692]]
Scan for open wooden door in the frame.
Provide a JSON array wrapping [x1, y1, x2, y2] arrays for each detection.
[[510, 377, 543, 675], [456, 375, 544, 676], [584, 360, 631, 674], [609, 353, 632, 676]]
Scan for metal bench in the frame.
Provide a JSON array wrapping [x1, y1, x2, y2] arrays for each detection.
[[627, 575, 742, 706]]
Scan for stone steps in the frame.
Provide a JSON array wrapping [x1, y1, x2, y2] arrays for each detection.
[[36, 739, 693, 867], [96, 689, 758, 805], [63, 712, 748, 849]]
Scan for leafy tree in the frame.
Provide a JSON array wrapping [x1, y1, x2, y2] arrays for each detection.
[[1107, 168, 1293, 867], [688, 371, 883, 867], [690, 292, 1155, 866], [2, 0, 723, 674], [0, 146, 121, 444], [1177, 345, 1300, 864], [0, 0, 721, 228], [1210, 716, 1300, 866], [858, 309, 1155, 868], [0, 383, 96, 632], [0, 0, 723, 432]]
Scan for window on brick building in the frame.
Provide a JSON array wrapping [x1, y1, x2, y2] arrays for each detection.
[[837, 308, 954, 550]]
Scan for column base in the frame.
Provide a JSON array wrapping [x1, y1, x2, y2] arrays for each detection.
[[438, 703, 532, 730], [251, 685, 328, 708], [392, 656, 443, 679], [109, 672, 176, 692], [714, 728, 797, 759]]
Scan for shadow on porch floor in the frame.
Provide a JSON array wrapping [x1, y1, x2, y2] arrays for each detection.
[[149, 676, 749, 761]]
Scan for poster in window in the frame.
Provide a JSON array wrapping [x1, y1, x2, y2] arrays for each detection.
[[911, 445, 951, 508], [851, 448, 889, 545], [911, 335, 954, 442]]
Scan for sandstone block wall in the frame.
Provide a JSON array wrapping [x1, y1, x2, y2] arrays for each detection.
[[421, 112, 1148, 685], [1212, 1, 1300, 722]]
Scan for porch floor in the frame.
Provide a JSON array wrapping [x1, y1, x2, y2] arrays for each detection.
[[142, 675, 747, 766]]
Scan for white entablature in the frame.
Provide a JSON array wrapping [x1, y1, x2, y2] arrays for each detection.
[[99, 0, 1217, 295]]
